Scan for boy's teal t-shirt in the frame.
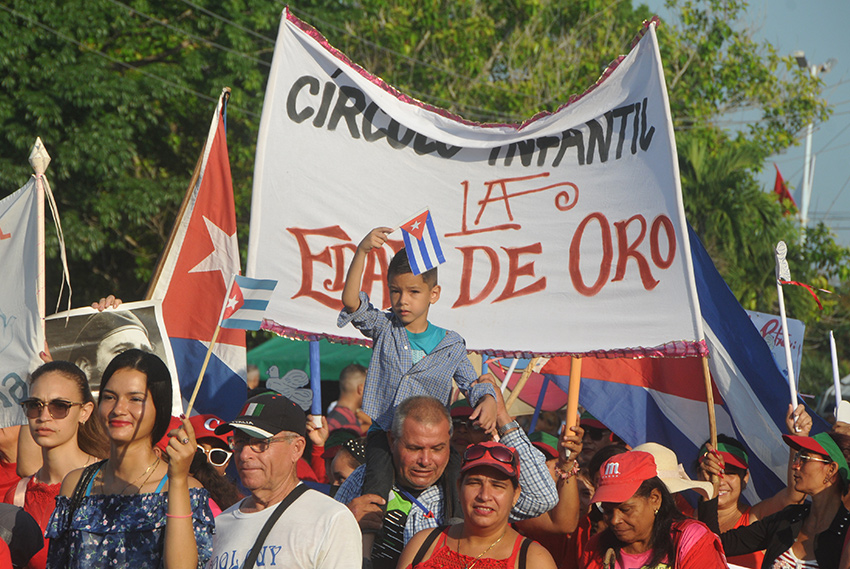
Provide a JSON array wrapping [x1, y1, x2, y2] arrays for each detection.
[[406, 323, 446, 364]]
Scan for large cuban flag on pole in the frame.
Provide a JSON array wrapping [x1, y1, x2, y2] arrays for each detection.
[[543, 227, 828, 505], [0, 179, 42, 427], [248, 11, 706, 359], [147, 89, 246, 420]]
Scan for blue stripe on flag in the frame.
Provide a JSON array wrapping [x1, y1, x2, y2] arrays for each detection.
[[221, 317, 263, 331], [416, 230, 432, 270], [240, 299, 270, 311], [234, 275, 278, 291], [402, 231, 421, 275], [425, 214, 445, 264]]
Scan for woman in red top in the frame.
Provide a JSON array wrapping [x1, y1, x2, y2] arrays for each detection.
[[581, 451, 726, 569], [3, 361, 108, 569], [398, 441, 557, 569]]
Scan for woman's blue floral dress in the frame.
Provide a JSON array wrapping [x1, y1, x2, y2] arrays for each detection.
[[45, 486, 214, 568]]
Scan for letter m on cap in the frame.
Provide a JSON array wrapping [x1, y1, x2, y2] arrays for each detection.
[[604, 462, 620, 477]]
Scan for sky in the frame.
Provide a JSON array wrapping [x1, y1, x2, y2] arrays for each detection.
[[642, 0, 850, 247]]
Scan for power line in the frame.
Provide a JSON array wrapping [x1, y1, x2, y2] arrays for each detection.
[[0, 3, 261, 119], [106, 0, 270, 68], [178, 0, 275, 44], [286, 5, 539, 102]]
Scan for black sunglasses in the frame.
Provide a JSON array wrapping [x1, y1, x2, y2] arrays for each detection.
[[463, 443, 519, 468], [21, 398, 84, 420], [452, 418, 484, 432], [584, 427, 608, 441]]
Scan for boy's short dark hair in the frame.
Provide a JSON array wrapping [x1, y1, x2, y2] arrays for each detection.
[[387, 248, 438, 287]]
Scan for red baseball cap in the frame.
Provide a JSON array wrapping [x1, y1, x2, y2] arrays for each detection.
[[591, 451, 657, 504], [461, 441, 520, 481], [155, 414, 230, 452]]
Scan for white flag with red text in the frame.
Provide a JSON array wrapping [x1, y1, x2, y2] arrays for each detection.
[[0, 179, 42, 427], [248, 11, 703, 357]]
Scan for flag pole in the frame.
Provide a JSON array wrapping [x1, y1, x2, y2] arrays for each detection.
[[701, 357, 718, 448], [528, 375, 550, 432], [500, 358, 519, 394], [505, 357, 542, 410], [564, 357, 582, 432], [29, 138, 49, 334], [145, 88, 231, 300], [774, 241, 799, 430], [830, 331, 842, 419], [185, 273, 236, 416]]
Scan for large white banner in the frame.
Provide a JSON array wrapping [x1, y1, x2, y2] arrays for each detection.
[[0, 179, 42, 427], [248, 11, 704, 356]]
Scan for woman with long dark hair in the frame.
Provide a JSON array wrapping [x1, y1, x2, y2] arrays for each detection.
[[45, 349, 214, 568], [4, 361, 108, 569], [580, 451, 726, 569]]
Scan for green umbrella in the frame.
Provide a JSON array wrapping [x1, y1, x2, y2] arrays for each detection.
[[247, 336, 372, 381]]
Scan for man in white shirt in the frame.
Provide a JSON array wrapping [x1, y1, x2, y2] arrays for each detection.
[[209, 393, 362, 569]]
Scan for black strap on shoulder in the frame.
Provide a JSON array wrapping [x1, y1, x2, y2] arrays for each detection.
[[411, 525, 448, 568], [66, 459, 107, 528], [242, 484, 311, 569], [517, 537, 532, 569]]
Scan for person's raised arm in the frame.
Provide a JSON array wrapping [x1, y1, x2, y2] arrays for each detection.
[[163, 417, 203, 569], [342, 227, 391, 313]]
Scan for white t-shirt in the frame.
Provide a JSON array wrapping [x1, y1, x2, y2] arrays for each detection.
[[208, 485, 362, 569]]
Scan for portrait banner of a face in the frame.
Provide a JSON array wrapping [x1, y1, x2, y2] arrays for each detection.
[[46, 300, 182, 412]]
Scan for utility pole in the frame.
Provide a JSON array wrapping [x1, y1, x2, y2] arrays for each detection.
[[794, 51, 836, 237]]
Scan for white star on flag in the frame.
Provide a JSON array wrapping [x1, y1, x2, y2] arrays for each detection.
[[189, 216, 240, 286]]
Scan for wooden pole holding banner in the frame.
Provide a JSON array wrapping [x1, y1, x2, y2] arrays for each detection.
[[29, 138, 49, 334], [564, 357, 582, 432], [185, 273, 236, 416], [701, 357, 718, 448], [185, 325, 222, 416], [505, 357, 540, 410]]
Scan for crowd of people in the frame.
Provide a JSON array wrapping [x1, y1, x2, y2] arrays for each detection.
[[0, 235, 848, 569]]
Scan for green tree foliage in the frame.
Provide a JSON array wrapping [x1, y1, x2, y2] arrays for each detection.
[[0, 0, 846, 396]]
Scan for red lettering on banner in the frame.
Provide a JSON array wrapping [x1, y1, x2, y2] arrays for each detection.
[[569, 213, 613, 297], [0, 228, 10, 240], [453, 246, 500, 308], [329, 243, 357, 293], [288, 226, 403, 310], [447, 174, 578, 237], [650, 215, 676, 269], [612, 214, 658, 290], [493, 243, 547, 303], [288, 226, 351, 309]]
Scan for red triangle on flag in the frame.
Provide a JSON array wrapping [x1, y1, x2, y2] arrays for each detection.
[[222, 282, 244, 321], [400, 210, 430, 241]]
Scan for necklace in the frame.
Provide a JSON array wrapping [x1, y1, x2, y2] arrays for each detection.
[[456, 528, 507, 569], [100, 457, 160, 495]]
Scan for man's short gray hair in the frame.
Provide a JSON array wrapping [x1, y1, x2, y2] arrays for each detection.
[[390, 395, 452, 440]]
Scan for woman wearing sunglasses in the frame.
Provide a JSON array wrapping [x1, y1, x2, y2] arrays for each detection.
[[3, 361, 108, 569], [44, 349, 215, 569], [397, 441, 557, 569], [719, 431, 850, 569]]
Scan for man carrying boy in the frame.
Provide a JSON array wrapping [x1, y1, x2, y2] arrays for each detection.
[[339, 226, 499, 560]]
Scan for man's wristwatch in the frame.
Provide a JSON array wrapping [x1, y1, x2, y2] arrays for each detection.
[[498, 420, 520, 437]]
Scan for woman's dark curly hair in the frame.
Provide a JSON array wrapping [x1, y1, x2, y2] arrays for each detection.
[[598, 476, 685, 569]]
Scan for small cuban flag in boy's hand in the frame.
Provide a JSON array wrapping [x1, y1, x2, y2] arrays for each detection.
[[220, 275, 278, 330], [398, 209, 445, 275]]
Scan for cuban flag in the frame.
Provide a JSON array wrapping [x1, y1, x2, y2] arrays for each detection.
[[543, 226, 827, 505], [399, 209, 445, 275], [147, 89, 247, 420], [220, 275, 278, 331]]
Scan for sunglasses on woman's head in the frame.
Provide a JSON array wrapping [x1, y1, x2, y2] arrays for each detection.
[[463, 443, 518, 468], [197, 445, 233, 467], [21, 398, 83, 420]]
